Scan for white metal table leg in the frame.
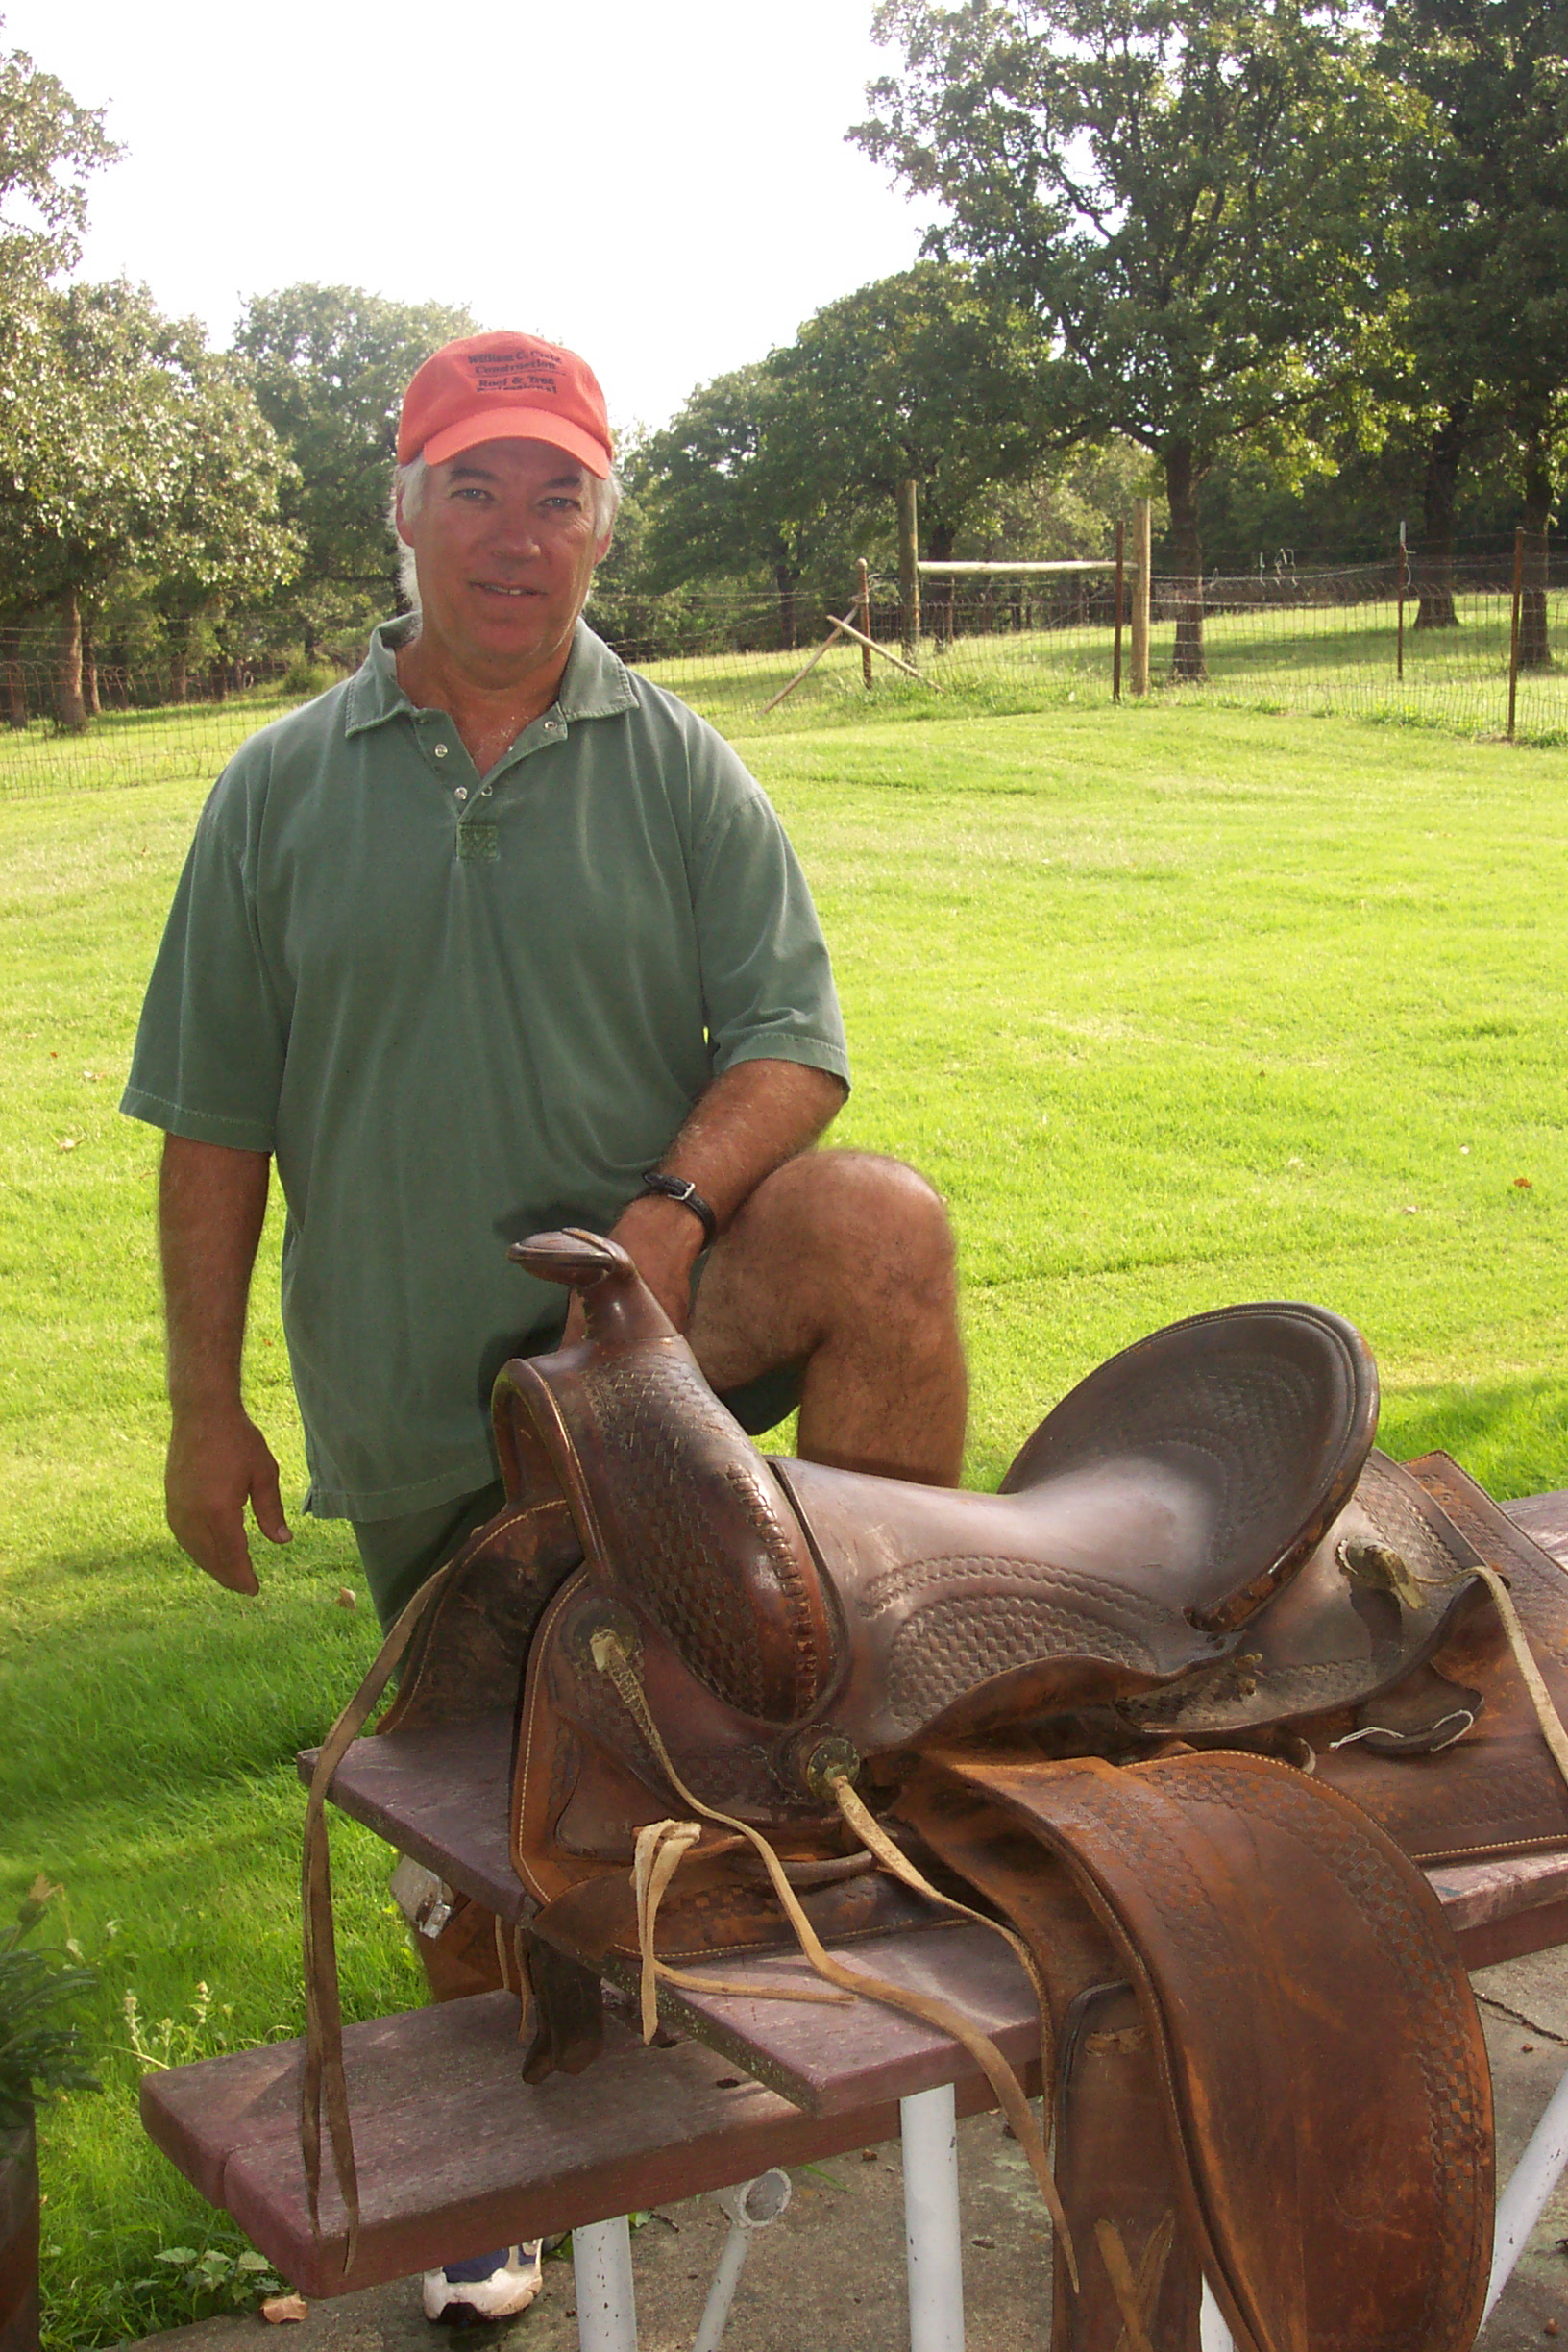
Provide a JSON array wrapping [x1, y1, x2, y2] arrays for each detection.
[[1484, 2052, 1568, 2321], [1199, 2278, 1236, 2352], [574, 2215, 638, 2352], [901, 2081, 966, 2352]]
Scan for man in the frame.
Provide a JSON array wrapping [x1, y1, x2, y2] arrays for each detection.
[[122, 331, 967, 2318]]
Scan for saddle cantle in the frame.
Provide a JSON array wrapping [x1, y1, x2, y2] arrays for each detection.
[[303, 1228, 1568, 2352]]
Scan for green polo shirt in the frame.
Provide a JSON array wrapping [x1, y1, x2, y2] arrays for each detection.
[[122, 618, 849, 1519]]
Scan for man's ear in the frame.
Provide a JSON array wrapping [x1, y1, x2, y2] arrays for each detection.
[[594, 521, 615, 565], [394, 487, 415, 550]]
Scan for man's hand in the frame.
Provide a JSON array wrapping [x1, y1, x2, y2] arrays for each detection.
[[165, 1404, 292, 1596]]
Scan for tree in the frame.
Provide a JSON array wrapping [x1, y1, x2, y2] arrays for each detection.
[[769, 263, 1059, 633], [632, 364, 848, 648], [234, 284, 475, 642], [0, 27, 118, 310], [0, 282, 298, 726], [634, 267, 1058, 644], [1380, 0, 1568, 655], [856, 0, 1413, 677]]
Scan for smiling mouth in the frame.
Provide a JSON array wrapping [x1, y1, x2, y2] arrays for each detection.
[[476, 582, 541, 599]]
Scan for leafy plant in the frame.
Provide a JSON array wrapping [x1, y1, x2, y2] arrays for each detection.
[[0, 1877, 99, 2129], [131, 2242, 284, 2306]]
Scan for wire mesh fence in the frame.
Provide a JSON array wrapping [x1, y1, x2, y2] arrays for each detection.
[[2, 543, 1563, 802]]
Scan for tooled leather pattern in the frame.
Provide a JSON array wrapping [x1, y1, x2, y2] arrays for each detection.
[[885, 1590, 1162, 1740], [863, 1551, 1183, 1636], [1179, 1763, 1489, 2352], [1065, 1351, 1326, 1561], [579, 1352, 827, 1720], [1045, 1762, 1488, 2352]]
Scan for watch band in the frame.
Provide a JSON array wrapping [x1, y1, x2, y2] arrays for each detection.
[[639, 1170, 718, 1246]]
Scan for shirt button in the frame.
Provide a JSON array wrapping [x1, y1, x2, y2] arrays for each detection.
[[433, 743, 448, 758], [455, 786, 468, 801], [480, 785, 493, 796]]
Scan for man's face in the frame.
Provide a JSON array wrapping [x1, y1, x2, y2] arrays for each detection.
[[397, 438, 609, 686]]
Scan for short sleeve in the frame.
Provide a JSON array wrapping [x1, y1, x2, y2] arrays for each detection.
[[119, 788, 288, 1152], [688, 757, 851, 1089]]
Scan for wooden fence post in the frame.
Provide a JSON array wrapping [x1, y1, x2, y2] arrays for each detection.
[[897, 481, 920, 666], [1113, 520, 1125, 703], [1131, 499, 1151, 698], [1507, 526, 1524, 741], [857, 559, 873, 691], [1397, 521, 1407, 683]]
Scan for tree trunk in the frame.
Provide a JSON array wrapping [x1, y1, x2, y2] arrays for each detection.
[[927, 521, 956, 645], [1164, 441, 1207, 681], [81, 618, 101, 718], [0, 625, 27, 729], [0, 2119, 39, 2352], [168, 613, 190, 705], [56, 590, 88, 732], [1518, 442, 1554, 672], [1414, 404, 1467, 629], [773, 561, 797, 653]]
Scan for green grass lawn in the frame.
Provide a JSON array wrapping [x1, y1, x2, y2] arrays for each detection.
[[4, 695, 1567, 2343]]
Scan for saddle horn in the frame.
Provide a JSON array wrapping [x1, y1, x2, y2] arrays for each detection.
[[508, 1228, 678, 1348], [509, 1228, 632, 1287]]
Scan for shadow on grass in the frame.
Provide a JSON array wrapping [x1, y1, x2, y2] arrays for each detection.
[[1376, 1371, 1568, 1501], [1, 1536, 381, 1821]]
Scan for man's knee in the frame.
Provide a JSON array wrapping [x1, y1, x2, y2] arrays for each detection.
[[760, 1149, 957, 1297]]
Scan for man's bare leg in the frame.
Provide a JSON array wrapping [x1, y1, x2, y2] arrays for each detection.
[[687, 1149, 967, 1485]]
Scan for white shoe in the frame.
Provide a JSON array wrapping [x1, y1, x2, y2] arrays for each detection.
[[422, 2242, 545, 2323]]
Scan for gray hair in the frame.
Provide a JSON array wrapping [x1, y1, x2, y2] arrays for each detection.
[[391, 453, 620, 609]]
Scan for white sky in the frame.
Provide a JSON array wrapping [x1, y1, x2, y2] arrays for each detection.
[[10, 0, 937, 435]]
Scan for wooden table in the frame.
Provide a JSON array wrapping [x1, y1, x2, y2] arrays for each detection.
[[142, 1493, 1568, 2352]]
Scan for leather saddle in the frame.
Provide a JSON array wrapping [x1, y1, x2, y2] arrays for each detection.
[[306, 1229, 1568, 2352]]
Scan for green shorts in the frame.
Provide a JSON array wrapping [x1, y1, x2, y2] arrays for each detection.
[[351, 1353, 804, 1631]]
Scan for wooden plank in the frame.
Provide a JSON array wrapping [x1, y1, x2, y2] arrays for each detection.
[[302, 1715, 525, 1923], [142, 1993, 1022, 2300], [309, 1720, 1568, 2112], [1427, 1847, 1568, 1934], [644, 1923, 1041, 2114], [1453, 1896, 1568, 1973]]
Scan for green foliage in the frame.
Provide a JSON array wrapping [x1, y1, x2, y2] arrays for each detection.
[[768, 262, 1059, 552], [0, 1878, 98, 2129], [0, 30, 118, 305], [632, 360, 847, 637], [0, 280, 299, 621], [858, 0, 1419, 667], [234, 283, 475, 618], [280, 656, 338, 699]]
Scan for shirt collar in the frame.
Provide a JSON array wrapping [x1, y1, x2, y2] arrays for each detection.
[[343, 614, 638, 739]]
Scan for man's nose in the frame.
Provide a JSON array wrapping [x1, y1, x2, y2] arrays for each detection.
[[486, 501, 542, 557]]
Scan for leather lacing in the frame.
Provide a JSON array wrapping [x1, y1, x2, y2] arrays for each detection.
[[588, 1622, 1081, 2288]]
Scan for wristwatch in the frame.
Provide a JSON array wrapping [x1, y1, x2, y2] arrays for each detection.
[[638, 1170, 718, 1246]]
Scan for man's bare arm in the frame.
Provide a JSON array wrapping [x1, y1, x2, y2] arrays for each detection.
[[159, 1134, 291, 1593], [600, 1059, 847, 1332]]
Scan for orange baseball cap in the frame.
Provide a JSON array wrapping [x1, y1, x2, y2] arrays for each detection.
[[398, 331, 612, 478]]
